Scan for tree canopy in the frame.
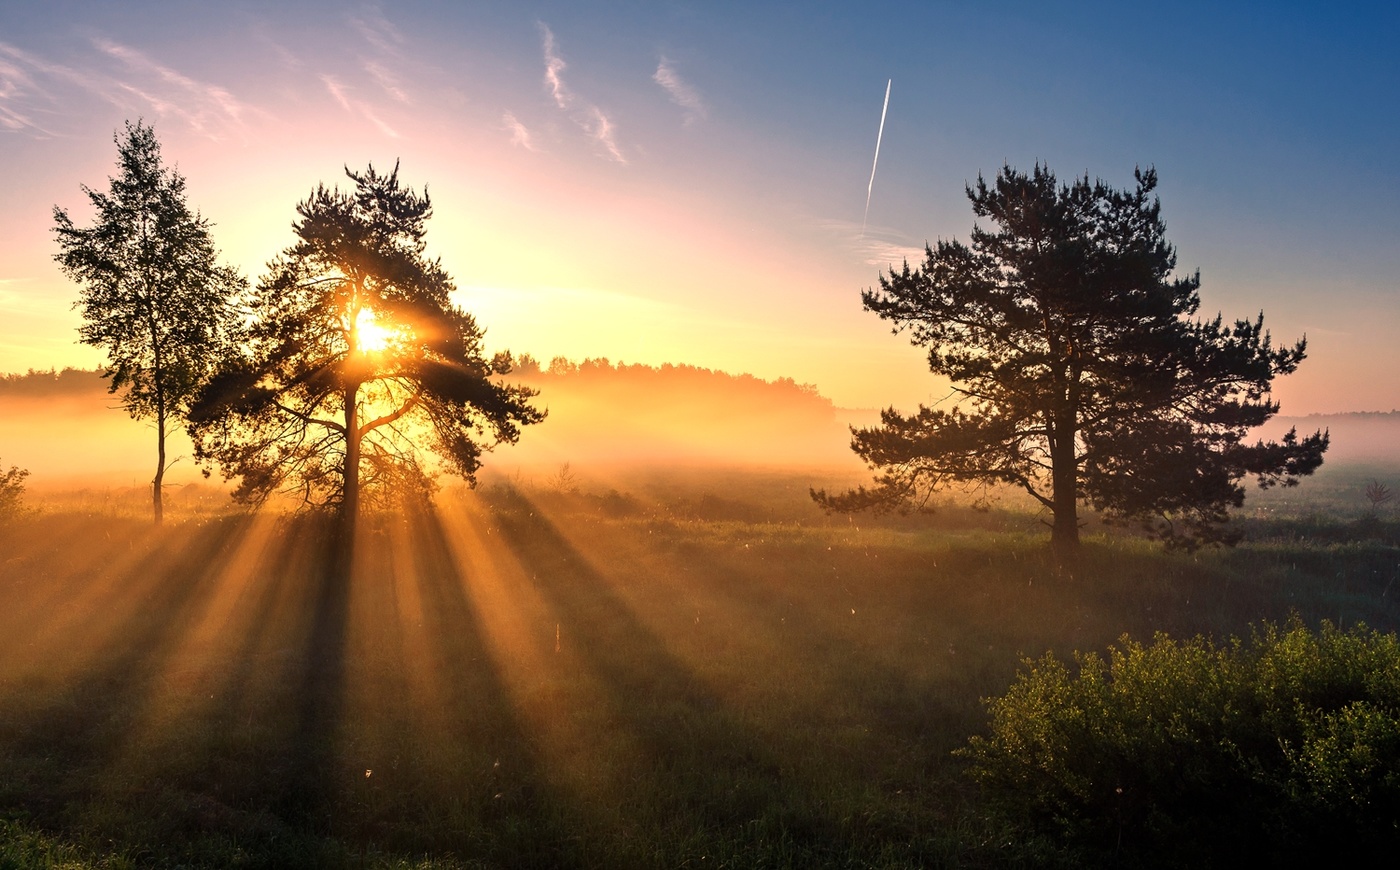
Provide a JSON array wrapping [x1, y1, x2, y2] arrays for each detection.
[[189, 163, 543, 519], [53, 120, 244, 524], [814, 164, 1327, 556]]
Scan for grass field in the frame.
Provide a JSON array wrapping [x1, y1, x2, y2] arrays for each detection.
[[1, 467, 1398, 867]]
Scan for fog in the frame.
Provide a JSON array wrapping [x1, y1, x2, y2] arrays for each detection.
[[6, 365, 1397, 510], [0, 369, 203, 491], [0, 364, 870, 500]]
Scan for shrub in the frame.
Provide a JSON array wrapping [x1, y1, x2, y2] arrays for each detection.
[[0, 461, 28, 519], [959, 620, 1400, 867]]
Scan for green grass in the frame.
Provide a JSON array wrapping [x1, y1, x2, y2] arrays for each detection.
[[1, 471, 1398, 867]]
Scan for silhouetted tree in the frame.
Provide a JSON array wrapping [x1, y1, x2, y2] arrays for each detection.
[[53, 121, 245, 524], [189, 163, 543, 521], [814, 165, 1327, 558]]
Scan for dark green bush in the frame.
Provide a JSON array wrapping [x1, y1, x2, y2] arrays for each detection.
[[960, 620, 1400, 867]]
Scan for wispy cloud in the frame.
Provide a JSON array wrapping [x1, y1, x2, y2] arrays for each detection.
[[0, 52, 55, 134], [536, 23, 626, 164], [347, 6, 415, 106], [539, 23, 570, 109], [95, 38, 252, 136], [254, 29, 303, 72], [0, 38, 255, 140], [503, 112, 537, 150], [321, 73, 398, 137], [350, 5, 406, 56], [0, 41, 101, 136], [364, 60, 410, 104], [653, 57, 705, 124], [858, 239, 927, 268], [820, 218, 926, 267], [586, 106, 624, 163], [321, 74, 352, 111], [363, 109, 398, 138]]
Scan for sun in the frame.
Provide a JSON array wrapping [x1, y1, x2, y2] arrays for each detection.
[[355, 308, 393, 354]]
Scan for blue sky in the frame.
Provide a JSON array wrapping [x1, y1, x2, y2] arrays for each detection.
[[1, 1, 1396, 413]]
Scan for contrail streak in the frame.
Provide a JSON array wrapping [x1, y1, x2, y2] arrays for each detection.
[[861, 78, 891, 238]]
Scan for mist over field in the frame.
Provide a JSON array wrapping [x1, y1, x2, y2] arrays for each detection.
[[1, 364, 875, 496], [4, 364, 1396, 507]]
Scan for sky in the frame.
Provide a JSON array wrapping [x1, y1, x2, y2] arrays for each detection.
[[1, 1, 1397, 414]]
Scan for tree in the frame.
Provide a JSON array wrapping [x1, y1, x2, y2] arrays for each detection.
[[53, 121, 245, 524], [814, 165, 1327, 558], [188, 163, 543, 520]]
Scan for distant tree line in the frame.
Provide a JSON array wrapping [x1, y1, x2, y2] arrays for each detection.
[[0, 367, 107, 397], [512, 354, 829, 404]]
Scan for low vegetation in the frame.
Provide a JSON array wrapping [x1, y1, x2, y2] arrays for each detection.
[[0, 469, 1397, 866], [962, 621, 1400, 866], [0, 459, 27, 520]]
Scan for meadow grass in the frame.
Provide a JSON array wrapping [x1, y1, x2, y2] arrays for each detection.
[[0, 469, 1397, 867]]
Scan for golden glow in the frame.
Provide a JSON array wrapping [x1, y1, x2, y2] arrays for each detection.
[[355, 308, 394, 354]]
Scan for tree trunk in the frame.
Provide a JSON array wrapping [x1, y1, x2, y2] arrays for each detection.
[[151, 328, 166, 526], [153, 410, 165, 525], [1050, 495, 1079, 565], [149, 301, 165, 526], [343, 386, 360, 525], [1049, 414, 1080, 565]]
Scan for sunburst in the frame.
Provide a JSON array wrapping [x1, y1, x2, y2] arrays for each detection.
[[355, 307, 393, 354]]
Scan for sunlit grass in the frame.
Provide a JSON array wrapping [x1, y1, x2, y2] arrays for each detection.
[[1, 471, 1398, 866]]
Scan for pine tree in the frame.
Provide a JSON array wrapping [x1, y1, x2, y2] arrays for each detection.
[[189, 163, 543, 521], [814, 164, 1327, 558]]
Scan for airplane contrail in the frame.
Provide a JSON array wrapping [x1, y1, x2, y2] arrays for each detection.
[[861, 78, 891, 238]]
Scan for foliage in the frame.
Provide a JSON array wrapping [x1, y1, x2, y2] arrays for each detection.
[[52, 120, 245, 523], [960, 620, 1400, 866], [815, 164, 1327, 555], [0, 461, 27, 519], [188, 163, 542, 516]]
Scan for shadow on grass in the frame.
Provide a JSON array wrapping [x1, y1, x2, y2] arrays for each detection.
[[0, 511, 576, 867], [0, 516, 249, 822], [2, 501, 1398, 868], [485, 489, 863, 860]]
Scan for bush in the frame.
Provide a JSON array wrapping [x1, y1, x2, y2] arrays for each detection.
[[0, 462, 28, 519], [959, 620, 1400, 867]]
